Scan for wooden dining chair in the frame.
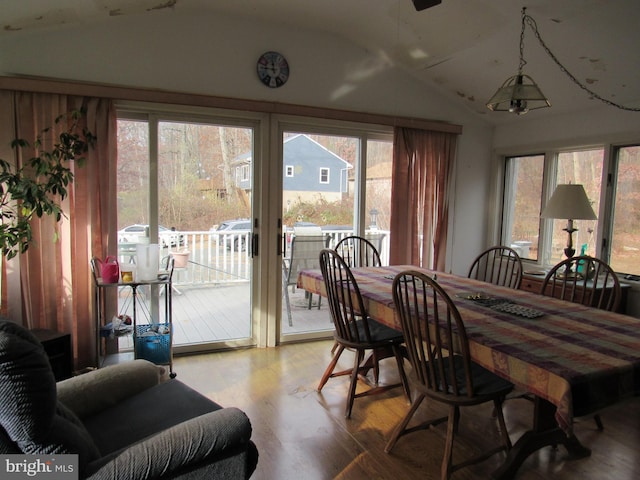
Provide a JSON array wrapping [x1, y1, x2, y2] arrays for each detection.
[[385, 270, 513, 480], [540, 255, 621, 312], [317, 248, 410, 418], [540, 255, 621, 430], [467, 246, 523, 289], [331, 235, 382, 354], [335, 235, 382, 268]]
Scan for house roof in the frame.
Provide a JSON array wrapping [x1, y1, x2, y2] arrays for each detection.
[[284, 134, 351, 169]]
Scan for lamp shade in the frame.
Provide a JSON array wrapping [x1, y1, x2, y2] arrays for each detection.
[[486, 74, 551, 114], [540, 184, 598, 220]]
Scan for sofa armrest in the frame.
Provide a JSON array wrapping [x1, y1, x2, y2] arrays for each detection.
[[86, 407, 255, 479], [57, 360, 163, 419]]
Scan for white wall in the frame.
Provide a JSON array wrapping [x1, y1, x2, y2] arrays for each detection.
[[493, 105, 640, 152], [0, 9, 494, 275]]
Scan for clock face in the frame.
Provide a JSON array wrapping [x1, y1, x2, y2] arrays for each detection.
[[257, 51, 289, 88]]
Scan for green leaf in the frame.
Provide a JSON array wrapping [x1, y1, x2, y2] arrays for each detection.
[[0, 110, 94, 258]]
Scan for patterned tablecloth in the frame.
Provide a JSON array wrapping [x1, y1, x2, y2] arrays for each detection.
[[298, 265, 640, 433]]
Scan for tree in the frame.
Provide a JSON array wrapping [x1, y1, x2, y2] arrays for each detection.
[[0, 111, 95, 259]]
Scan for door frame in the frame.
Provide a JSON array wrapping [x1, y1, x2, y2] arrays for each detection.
[[117, 101, 270, 351], [270, 115, 393, 346]]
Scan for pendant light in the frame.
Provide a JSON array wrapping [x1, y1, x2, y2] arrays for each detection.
[[486, 8, 550, 114]]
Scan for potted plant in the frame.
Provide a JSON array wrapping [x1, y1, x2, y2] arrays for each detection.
[[0, 110, 95, 259]]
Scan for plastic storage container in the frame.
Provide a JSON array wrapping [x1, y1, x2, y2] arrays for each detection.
[[134, 324, 171, 365]]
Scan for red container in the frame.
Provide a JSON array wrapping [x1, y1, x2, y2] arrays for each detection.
[[97, 256, 120, 283]]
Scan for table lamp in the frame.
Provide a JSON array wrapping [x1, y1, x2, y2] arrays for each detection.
[[540, 184, 597, 260]]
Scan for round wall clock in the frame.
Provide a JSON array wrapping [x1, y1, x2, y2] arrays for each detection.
[[257, 51, 290, 88]]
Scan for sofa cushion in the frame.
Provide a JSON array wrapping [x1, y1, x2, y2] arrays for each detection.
[[0, 321, 57, 442], [0, 320, 100, 469], [83, 379, 223, 455]]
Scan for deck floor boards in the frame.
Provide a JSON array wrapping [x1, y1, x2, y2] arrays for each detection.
[[116, 282, 332, 351]]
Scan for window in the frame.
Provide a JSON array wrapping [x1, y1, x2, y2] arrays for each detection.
[[501, 144, 640, 275], [547, 149, 603, 264], [365, 139, 393, 232], [285, 165, 294, 177], [319, 167, 329, 184], [502, 154, 544, 261], [610, 145, 640, 273], [237, 164, 250, 182]]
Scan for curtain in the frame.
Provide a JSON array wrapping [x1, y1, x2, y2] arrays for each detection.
[[2, 90, 117, 369], [389, 127, 457, 270]]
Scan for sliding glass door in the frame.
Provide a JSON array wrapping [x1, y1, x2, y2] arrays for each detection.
[[278, 122, 393, 342], [114, 108, 393, 349], [116, 107, 261, 353]]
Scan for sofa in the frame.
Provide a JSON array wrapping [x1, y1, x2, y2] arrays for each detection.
[[0, 320, 258, 479]]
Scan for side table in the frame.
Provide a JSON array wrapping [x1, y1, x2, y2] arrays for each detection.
[[30, 329, 73, 381]]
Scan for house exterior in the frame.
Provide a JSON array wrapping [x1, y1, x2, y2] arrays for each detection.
[[235, 134, 352, 205]]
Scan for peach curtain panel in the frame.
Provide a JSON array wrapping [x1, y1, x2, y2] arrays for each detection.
[[1, 90, 117, 369], [389, 127, 457, 270]]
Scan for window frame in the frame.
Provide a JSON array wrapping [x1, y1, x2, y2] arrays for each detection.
[[239, 164, 250, 182], [498, 141, 640, 276], [319, 167, 330, 184]]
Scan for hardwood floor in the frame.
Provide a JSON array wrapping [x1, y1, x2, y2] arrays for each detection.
[[172, 340, 640, 480]]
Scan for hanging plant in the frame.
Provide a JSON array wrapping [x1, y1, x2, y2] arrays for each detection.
[[0, 110, 96, 259]]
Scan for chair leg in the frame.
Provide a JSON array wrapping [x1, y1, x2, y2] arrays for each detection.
[[305, 291, 321, 310], [385, 393, 426, 453], [392, 344, 411, 401], [371, 348, 380, 385], [346, 349, 364, 418], [441, 405, 459, 480], [283, 284, 293, 327], [594, 414, 604, 431], [317, 345, 345, 391]]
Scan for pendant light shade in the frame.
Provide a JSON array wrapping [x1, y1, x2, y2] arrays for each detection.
[[486, 8, 551, 115], [486, 74, 551, 114]]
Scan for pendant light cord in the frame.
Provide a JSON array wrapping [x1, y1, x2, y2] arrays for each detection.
[[518, 8, 527, 74], [522, 8, 640, 112]]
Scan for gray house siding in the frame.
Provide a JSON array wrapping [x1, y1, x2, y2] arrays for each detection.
[[282, 135, 350, 193], [234, 134, 351, 194]]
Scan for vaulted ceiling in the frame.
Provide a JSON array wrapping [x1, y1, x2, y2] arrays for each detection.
[[3, 0, 639, 125]]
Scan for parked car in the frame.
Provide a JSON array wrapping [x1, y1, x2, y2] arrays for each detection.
[[117, 224, 184, 248], [213, 219, 251, 250]]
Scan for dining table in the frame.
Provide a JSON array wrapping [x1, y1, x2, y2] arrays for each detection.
[[297, 264, 640, 480]]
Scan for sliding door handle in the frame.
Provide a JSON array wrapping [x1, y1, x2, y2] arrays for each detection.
[[251, 233, 259, 257]]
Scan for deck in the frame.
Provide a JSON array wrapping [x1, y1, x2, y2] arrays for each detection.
[[115, 282, 333, 352], [110, 227, 388, 353]]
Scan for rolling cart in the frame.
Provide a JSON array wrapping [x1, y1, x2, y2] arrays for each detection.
[[91, 257, 176, 377]]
